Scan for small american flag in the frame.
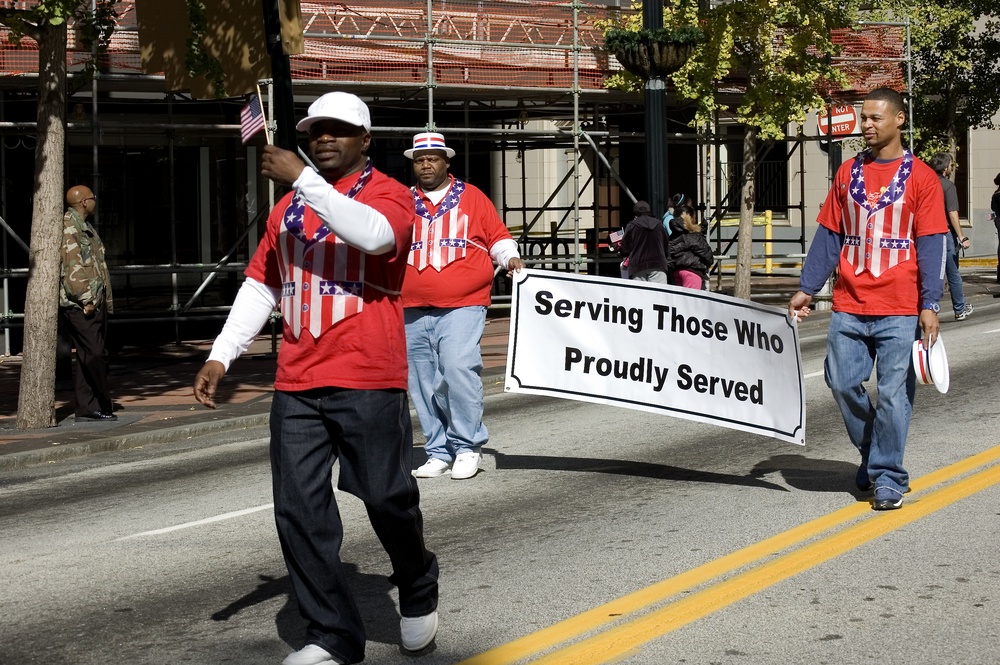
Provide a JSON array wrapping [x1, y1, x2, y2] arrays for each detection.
[[240, 95, 266, 144]]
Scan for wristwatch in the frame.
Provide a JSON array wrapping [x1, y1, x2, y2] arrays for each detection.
[[922, 302, 940, 313], [961, 236, 969, 243]]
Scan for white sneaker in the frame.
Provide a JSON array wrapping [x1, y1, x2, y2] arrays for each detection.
[[413, 458, 451, 478], [282, 644, 339, 665], [401, 611, 438, 651], [451, 452, 481, 480]]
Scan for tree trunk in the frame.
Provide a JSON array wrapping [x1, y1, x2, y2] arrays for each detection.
[[16, 22, 66, 429], [733, 125, 757, 301]]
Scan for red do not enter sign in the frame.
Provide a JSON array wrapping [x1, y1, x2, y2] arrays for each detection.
[[817, 104, 858, 138]]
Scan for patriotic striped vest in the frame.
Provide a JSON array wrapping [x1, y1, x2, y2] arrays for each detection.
[[408, 178, 475, 272], [843, 150, 915, 278], [275, 162, 371, 340]]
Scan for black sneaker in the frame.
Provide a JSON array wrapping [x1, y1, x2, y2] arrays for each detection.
[[955, 303, 973, 321], [873, 486, 903, 510]]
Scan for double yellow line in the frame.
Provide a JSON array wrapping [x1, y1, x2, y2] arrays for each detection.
[[460, 444, 1000, 665]]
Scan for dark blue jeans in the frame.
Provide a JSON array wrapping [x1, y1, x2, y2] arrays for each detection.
[[943, 233, 966, 314], [824, 313, 918, 494], [269, 388, 439, 664]]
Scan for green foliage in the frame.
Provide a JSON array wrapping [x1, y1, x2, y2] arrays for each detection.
[[869, 0, 1000, 157], [672, 0, 861, 140], [184, 0, 226, 97], [597, 1, 704, 93], [599, 1, 863, 139], [0, 1, 117, 83], [604, 25, 704, 52]]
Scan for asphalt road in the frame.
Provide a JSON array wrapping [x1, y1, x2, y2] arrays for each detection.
[[2, 302, 1000, 665]]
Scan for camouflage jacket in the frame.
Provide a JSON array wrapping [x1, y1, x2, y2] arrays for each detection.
[[60, 207, 113, 313]]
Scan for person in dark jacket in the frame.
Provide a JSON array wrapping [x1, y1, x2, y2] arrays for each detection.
[[667, 205, 714, 289], [992, 172, 1000, 283], [621, 200, 669, 282]]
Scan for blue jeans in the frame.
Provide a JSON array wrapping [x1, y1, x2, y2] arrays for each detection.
[[824, 312, 919, 494], [269, 388, 438, 664], [943, 233, 966, 314], [405, 306, 489, 462]]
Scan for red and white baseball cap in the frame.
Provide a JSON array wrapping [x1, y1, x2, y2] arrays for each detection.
[[404, 132, 455, 159], [296, 92, 371, 132]]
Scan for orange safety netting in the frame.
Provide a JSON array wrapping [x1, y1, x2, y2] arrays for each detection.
[[0, 1, 903, 95], [0, 0, 621, 89]]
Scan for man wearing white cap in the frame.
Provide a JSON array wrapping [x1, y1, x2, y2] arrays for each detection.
[[194, 92, 439, 665], [403, 132, 525, 480]]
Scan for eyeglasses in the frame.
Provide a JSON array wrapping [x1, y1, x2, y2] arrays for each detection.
[[82, 196, 97, 202]]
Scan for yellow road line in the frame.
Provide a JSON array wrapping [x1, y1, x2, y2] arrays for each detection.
[[531, 461, 1000, 664], [458, 444, 1000, 665]]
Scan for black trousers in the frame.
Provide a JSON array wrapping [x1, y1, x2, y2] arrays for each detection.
[[59, 305, 112, 416], [269, 388, 439, 664]]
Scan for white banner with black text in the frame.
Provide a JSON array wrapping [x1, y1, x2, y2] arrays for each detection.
[[503, 270, 806, 445]]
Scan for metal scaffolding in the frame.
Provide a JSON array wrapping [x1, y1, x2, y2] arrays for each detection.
[[0, 2, 911, 355]]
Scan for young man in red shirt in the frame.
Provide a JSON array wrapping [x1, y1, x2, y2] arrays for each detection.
[[788, 87, 947, 510]]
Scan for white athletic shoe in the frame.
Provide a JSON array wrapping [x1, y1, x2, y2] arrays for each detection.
[[282, 644, 339, 665], [451, 452, 481, 480], [401, 611, 439, 651], [413, 458, 451, 478]]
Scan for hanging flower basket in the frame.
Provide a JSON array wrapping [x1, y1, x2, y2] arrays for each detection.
[[605, 27, 702, 79]]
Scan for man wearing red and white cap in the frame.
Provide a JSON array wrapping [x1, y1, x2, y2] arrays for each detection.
[[194, 92, 438, 665], [403, 132, 525, 480]]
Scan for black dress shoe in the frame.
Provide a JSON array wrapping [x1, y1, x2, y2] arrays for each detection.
[[76, 411, 118, 421]]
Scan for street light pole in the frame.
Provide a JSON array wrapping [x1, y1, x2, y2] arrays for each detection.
[[643, 0, 668, 218], [261, 0, 297, 150]]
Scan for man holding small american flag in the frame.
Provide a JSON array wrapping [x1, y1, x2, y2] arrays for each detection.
[[402, 132, 525, 481], [194, 92, 439, 665]]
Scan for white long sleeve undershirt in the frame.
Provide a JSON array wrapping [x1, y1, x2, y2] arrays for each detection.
[[293, 167, 395, 254], [489, 238, 520, 269], [206, 167, 401, 370], [207, 277, 279, 371]]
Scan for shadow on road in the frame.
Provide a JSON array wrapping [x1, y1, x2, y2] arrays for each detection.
[[210, 562, 401, 648], [489, 449, 789, 491], [750, 454, 861, 495]]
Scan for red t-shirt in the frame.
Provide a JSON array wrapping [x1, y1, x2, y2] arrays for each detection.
[[246, 167, 415, 391], [401, 178, 513, 308], [818, 153, 947, 315]]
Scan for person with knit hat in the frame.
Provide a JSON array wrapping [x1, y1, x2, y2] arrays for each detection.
[[620, 200, 670, 282]]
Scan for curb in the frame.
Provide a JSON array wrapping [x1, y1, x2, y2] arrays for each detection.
[[1, 370, 513, 472], [0, 413, 271, 471]]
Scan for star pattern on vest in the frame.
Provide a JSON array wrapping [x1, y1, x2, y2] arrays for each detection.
[[850, 150, 913, 214], [879, 238, 911, 250], [319, 280, 363, 297], [413, 178, 466, 223]]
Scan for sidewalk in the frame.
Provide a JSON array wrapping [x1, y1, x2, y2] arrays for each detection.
[[0, 315, 515, 470], [3, 270, 996, 470]]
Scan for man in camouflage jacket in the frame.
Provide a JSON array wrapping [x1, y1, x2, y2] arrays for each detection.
[[60, 185, 116, 421]]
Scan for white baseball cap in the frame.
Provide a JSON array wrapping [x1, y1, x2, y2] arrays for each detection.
[[296, 92, 372, 132], [404, 132, 456, 159]]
